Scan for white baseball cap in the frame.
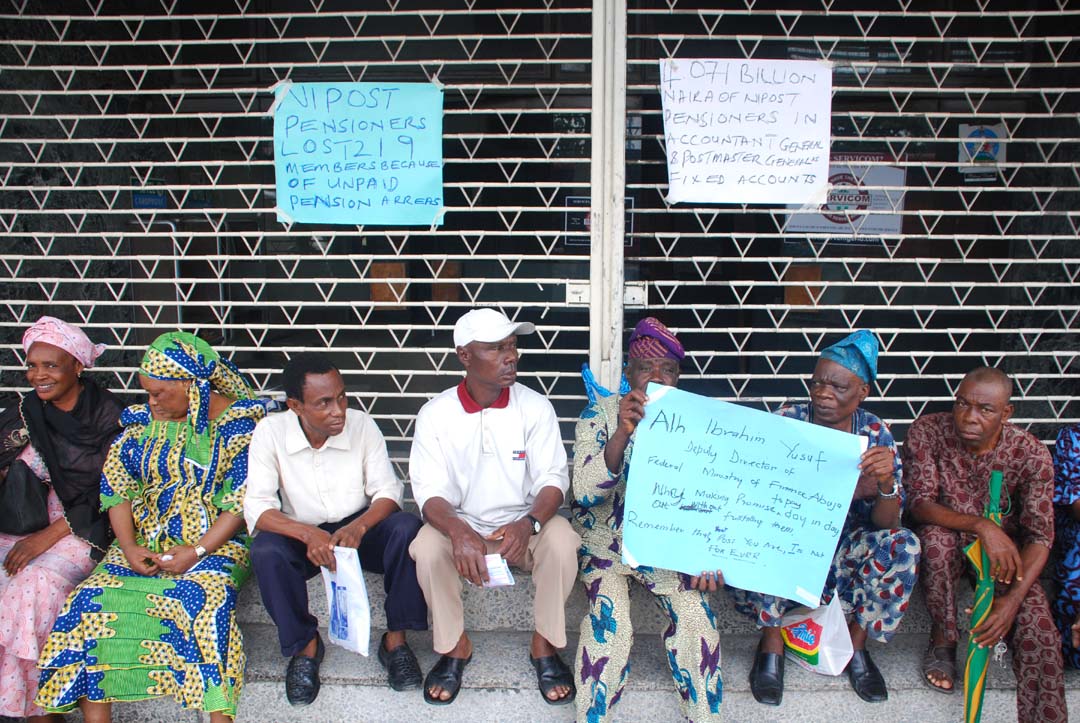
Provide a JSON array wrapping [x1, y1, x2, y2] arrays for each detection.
[[453, 308, 535, 348]]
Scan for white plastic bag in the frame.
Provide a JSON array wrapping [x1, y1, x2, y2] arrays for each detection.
[[779, 596, 853, 676], [320, 546, 371, 656]]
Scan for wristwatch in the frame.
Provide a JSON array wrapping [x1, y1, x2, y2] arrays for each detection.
[[194, 544, 208, 559], [526, 514, 542, 535]]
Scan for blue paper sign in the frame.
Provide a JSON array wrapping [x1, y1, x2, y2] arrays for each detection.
[[623, 383, 865, 607], [273, 82, 444, 226]]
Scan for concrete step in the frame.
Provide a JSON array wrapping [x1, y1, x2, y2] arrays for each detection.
[[76, 626, 1080, 722], [237, 568, 947, 636]]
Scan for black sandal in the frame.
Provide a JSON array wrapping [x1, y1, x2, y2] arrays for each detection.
[[423, 654, 472, 705], [529, 653, 576, 706]]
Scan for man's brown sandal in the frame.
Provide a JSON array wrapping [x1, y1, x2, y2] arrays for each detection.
[[921, 643, 956, 694]]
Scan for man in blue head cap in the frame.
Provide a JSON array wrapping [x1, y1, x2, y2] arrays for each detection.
[[730, 330, 921, 706]]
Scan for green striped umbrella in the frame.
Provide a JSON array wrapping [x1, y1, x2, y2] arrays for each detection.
[[962, 468, 1005, 723]]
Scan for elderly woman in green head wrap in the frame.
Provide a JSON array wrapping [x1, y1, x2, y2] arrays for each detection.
[[35, 332, 271, 723], [730, 330, 921, 707]]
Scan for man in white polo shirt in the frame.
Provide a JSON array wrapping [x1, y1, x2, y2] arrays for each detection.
[[245, 353, 427, 707], [409, 308, 581, 707]]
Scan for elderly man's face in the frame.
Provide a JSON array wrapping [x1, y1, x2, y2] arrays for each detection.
[[952, 377, 1012, 454], [627, 356, 680, 393], [809, 358, 868, 431], [458, 334, 519, 389]]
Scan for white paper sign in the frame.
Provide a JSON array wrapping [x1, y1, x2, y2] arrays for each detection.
[[659, 58, 833, 205]]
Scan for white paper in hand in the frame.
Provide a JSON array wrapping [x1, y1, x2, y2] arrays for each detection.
[[482, 554, 516, 588], [320, 546, 371, 656]]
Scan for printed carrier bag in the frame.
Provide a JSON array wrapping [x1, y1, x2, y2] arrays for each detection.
[[779, 596, 853, 676], [320, 546, 371, 656]]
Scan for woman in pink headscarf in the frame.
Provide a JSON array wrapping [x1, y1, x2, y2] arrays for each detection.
[[0, 317, 123, 722]]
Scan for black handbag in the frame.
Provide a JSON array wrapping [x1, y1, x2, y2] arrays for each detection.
[[0, 458, 50, 535]]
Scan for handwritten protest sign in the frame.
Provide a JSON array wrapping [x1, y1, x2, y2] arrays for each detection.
[[659, 58, 832, 206], [273, 82, 443, 225], [622, 384, 864, 606]]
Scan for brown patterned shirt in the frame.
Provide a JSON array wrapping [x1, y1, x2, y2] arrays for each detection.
[[903, 412, 1054, 549]]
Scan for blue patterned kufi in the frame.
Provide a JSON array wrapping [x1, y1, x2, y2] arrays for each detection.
[[819, 329, 878, 383]]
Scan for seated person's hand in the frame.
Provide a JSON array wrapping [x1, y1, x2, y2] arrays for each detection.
[[154, 545, 200, 575], [689, 570, 724, 592], [485, 518, 531, 568], [2, 529, 54, 577], [450, 525, 489, 586], [120, 542, 161, 576], [617, 390, 648, 437], [1072, 613, 1080, 650], [329, 519, 368, 550], [854, 446, 895, 499], [974, 519, 1023, 585], [303, 525, 336, 571]]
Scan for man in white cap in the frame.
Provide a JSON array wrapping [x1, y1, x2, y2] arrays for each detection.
[[408, 308, 580, 706]]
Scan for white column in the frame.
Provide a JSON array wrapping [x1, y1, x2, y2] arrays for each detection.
[[589, 0, 628, 391]]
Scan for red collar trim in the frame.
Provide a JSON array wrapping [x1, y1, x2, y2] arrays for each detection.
[[456, 381, 510, 413]]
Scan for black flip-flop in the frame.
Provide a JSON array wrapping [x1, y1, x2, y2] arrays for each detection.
[[529, 653, 576, 706], [423, 653, 472, 705]]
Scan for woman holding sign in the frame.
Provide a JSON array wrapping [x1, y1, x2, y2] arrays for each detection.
[[730, 330, 920, 706], [570, 318, 723, 723]]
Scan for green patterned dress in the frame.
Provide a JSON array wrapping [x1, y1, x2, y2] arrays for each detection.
[[35, 398, 268, 717]]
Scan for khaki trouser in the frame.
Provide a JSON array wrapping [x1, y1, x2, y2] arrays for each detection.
[[409, 516, 581, 654]]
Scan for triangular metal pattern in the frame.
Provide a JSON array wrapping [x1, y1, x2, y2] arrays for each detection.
[[18, 94, 42, 114], [497, 112, 521, 133], [497, 62, 521, 85], [52, 68, 75, 91], [87, 45, 108, 66], [269, 16, 292, 38], [121, 18, 144, 41], [853, 14, 878, 37], [890, 38, 915, 63], [13, 42, 35, 65], [776, 12, 800, 37], [814, 38, 839, 61], [194, 16, 218, 40], [658, 36, 683, 58], [536, 87, 560, 110], [1044, 39, 1070, 64], [697, 12, 723, 36], [737, 37, 762, 58], [308, 41, 330, 63], [2, 4, 1076, 452], [344, 14, 367, 37], [497, 11, 521, 35], [47, 18, 70, 41], [931, 14, 956, 38]]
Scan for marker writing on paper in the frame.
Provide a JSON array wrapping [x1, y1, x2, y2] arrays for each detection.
[[779, 440, 829, 472]]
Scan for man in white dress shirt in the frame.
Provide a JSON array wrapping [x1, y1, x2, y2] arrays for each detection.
[[408, 308, 581, 706], [246, 353, 427, 706]]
